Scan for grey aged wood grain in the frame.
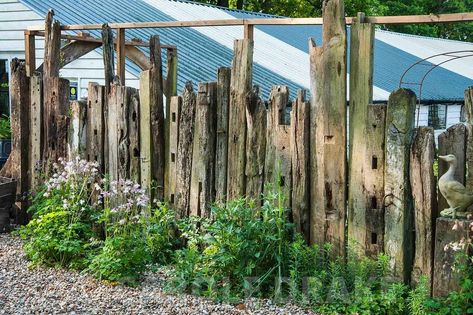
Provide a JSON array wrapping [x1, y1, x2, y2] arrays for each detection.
[[245, 86, 266, 204], [308, 0, 347, 257], [175, 82, 196, 218], [410, 126, 437, 288], [165, 96, 182, 206], [68, 100, 87, 160], [290, 90, 310, 242], [190, 82, 217, 217], [227, 39, 253, 200], [86, 82, 105, 173], [215, 67, 231, 202], [29, 73, 42, 192], [384, 88, 416, 283], [128, 88, 140, 183], [465, 86, 473, 193]]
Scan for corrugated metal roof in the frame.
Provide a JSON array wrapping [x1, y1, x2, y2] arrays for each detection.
[[20, 0, 473, 101]]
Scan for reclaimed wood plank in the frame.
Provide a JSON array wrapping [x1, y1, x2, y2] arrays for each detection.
[[227, 39, 253, 200], [465, 86, 473, 192], [189, 82, 217, 217], [140, 70, 153, 194], [245, 86, 266, 204], [86, 82, 105, 173], [290, 90, 310, 242], [175, 82, 196, 218], [215, 67, 231, 202], [165, 96, 182, 206], [43, 10, 60, 78], [29, 73, 42, 192], [410, 126, 437, 288], [384, 88, 416, 283], [116, 28, 126, 85], [308, 0, 347, 256], [68, 100, 87, 159], [128, 87, 140, 183]]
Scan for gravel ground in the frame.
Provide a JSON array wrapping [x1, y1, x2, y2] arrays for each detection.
[[0, 234, 313, 315]]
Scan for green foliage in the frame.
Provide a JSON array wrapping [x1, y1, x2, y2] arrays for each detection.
[[0, 114, 11, 139], [145, 204, 178, 265]]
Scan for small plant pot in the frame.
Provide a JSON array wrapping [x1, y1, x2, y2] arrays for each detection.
[[0, 176, 16, 233]]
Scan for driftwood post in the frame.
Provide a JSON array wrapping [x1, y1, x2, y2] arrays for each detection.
[[175, 82, 196, 218], [0, 59, 30, 224], [290, 90, 310, 241], [265, 86, 291, 207], [86, 83, 105, 172], [215, 67, 231, 202], [128, 88, 140, 183], [384, 88, 416, 283], [189, 82, 217, 217], [29, 73, 42, 192], [140, 71, 153, 194], [245, 86, 266, 203], [227, 39, 253, 200], [68, 100, 87, 159], [464, 86, 473, 194], [438, 124, 466, 212], [410, 127, 437, 288], [433, 217, 473, 297], [165, 96, 182, 206], [308, 0, 347, 256], [102, 24, 115, 174], [347, 12, 378, 256], [108, 81, 123, 181]]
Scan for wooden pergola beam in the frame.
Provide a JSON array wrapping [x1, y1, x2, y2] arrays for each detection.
[[26, 12, 473, 31]]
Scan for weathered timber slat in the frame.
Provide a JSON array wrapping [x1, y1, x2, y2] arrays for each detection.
[[139, 71, 153, 194], [227, 39, 253, 200], [102, 24, 115, 175], [265, 85, 291, 208], [290, 90, 310, 242], [0, 59, 30, 224], [465, 86, 473, 193], [245, 86, 266, 204], [175, 82, 196, 218], [438, 123, 466, 212], [433, 217, 473, 297], [68, 100, 87, 160], [347, 12, 378, 256], [215, 67, 231, 202], [29, 73, 42, 192], [410, 126, 437, 288], [189, 82, 217, 217], [86, 82, 105, 173], [43, 10, 60, 78], [165, 96, 182, 206], [149, 35, 166, 201], [384, 88, 416, 283], [24, 32, 36, 77], [128, 88, 141, 183], [164, 47, 178, 202], [308, 0, 347, 256], [108, 81, 124, 181]]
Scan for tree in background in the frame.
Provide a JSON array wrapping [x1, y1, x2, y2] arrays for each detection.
[[198, 0, 473, 42]]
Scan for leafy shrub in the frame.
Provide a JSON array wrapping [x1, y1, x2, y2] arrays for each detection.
[[0, 114, 11, 139], [145, 203, 177, 265], [19, 158, 100, 268]]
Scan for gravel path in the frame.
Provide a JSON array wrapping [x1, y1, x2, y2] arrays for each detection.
[[0, 234, 313, 315]]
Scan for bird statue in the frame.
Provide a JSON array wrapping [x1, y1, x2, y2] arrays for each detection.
[[438, 154, 473, 218]]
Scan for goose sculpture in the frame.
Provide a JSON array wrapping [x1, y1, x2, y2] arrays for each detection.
[[438, 154, 473, 218]]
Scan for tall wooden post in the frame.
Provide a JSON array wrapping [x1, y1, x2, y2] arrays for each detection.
[[24, 31, 36, 77], [347, 12, 378, 256], [165, 96, 182, 206], [86, 83, 105, 172], [189, 82, 217, 217], [29, 73, 42, 192], [175, 82, 196, 218], [410, 127, 437, 288], [290, 90, 310, 242], [102, 24, 115, 174], [68, 100, 87, 160], [245, 86, 266, 203], [215, 67, 231, 202], [464, 86, 473, 193], [116, 28, 126, 85], [308, 0, 347, 257], [227, 39, 253, 200], [384, 88, 416, 283]]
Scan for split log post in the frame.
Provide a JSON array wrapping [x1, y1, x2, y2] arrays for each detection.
[[68, 100, 87, 159], [140, 71, 153, 194], [410, 127, 437, 288], [43, 10, 60, 78], [164, 47, 178, 202], [175, 82, 196, 218], [308, 0, 347, 256], [433, 217, 473, 297], [215, 67, 231, 202], [464, 86, 473, 193], [0, 59, 30, 224], [227, 39, 253, 200], [29, 73, 42, 192], [86, 82, 105, 172], [384, 88, 416, 283], [347, 11, 378, 256], [290, 90, 310, 242], [128, 88, 140, 183], [165, 96, 182, 206], [245, 86, 267, 204], [149, 35, 165, 200], [108, 81, 123, 181], [265, 86, 291, 208], [189, 82, 217, 217], [102, 24, 115, 174], [438, 124, 466, 212]]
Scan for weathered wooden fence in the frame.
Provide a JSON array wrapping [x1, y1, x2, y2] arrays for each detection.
[[4, 1, 472, 298]]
